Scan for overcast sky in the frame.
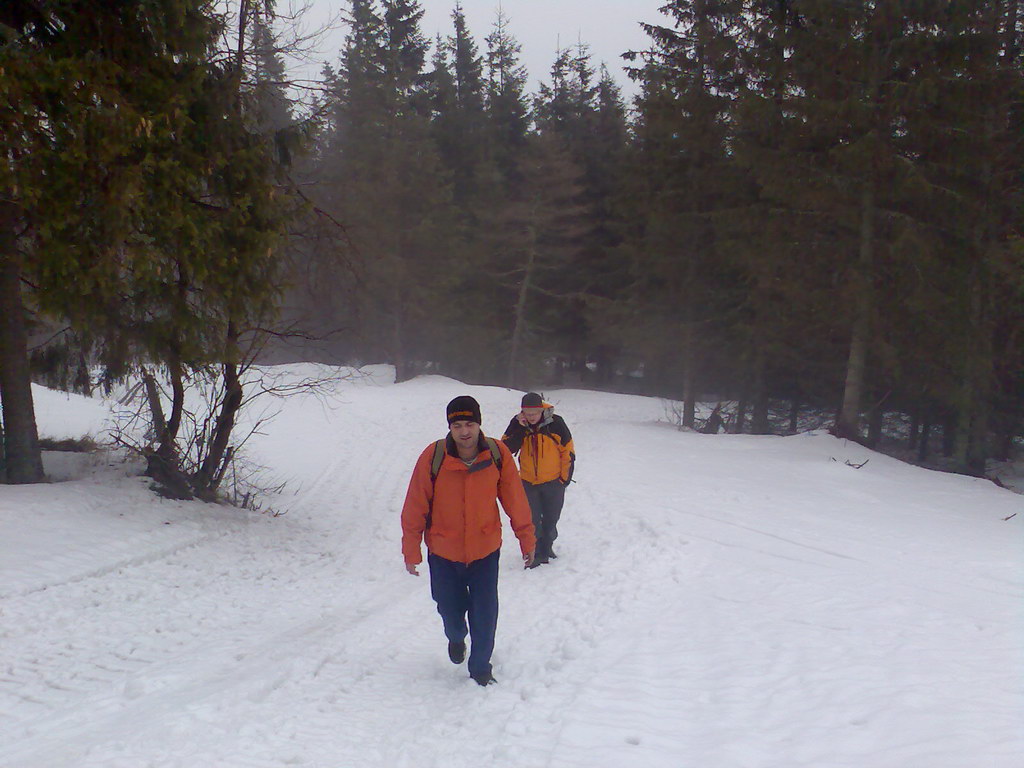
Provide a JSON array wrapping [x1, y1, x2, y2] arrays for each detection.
[[298, 1, 666, 100]]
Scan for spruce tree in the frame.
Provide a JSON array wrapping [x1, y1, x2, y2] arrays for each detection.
[[249, 15, 296, 163], [447, 2, 487, 205], [902, 0, 1024, 472], [488, 132, 591, 385], [0, 0, 223, 483], [733, 1, 950, 442], [483, 7, 530, 182], [1, 0, 290, 489], [626, 0, 742, 424], [532, 44, 631, 383], [575, 66, 631, 387], [323, 0, 454, 380], [426, 35, 459, 176]]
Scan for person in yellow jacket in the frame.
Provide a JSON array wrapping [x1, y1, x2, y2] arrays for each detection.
[[501, 392, 575, 567]]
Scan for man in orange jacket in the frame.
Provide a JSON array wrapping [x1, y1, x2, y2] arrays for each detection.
[[501, 392, 575, 567], [401, 395, 536, 686]]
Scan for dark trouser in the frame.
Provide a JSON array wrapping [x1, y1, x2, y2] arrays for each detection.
[[523, 479, 566, 559], [427, 549, 500, 678]]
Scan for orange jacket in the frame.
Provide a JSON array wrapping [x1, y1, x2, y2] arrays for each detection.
[[401, 434, 536, 565], [501, 404, 576, 486]]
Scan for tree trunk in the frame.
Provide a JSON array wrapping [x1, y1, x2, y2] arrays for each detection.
[[866, 404, 884, 449], [681, 320, 696, 429], [954, 367, 976, 472], [0, 216, 44, 484], [507, 223, 536, 387], [390, 278, 413, 383], [966, 377, 990, 476], [942, 411, 956, 457], [917, 418, 931, 462], [751, 346, 770, 435], [680, 246, 698, 429], [164, 355, 186, 455], [142, 368, 168, 444], [955, 260, 992, 477], [908, 409, 920, 451], [145, 357, 186, 463], [732, 397, 747, 435], [995, 427, 1014, 462], [595, 345, 614, 387], [954, 0, 1008, 477], [836, 183, 875, 442], [194, 326, 244, 498], [788, 399, 799, 434]]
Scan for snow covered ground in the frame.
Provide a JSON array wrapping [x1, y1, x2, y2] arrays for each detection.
[[1, 366, 1021, 768]]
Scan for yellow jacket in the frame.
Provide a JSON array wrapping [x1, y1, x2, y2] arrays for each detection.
[[501, 403, 576, 486]]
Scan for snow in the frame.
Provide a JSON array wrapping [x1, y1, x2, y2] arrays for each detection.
[[2, 367, 1021, 768]]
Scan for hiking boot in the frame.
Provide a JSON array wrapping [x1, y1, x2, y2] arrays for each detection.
[[547, 547, 557, 559], [527, 554, 548, 569], [448, 640, 466, 664], [471, 671, 497, 686]]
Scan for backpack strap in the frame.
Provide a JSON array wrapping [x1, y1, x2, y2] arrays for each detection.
[[429, 439, 446, 482], [426, 439, 445, 531], [484, 437, 503, 472]]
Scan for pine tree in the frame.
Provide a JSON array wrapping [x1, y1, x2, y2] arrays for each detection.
[[625, 0, 743, 424], [902, 0, 1024, 473], [531, 44, 632, 384], [488, 133, 591, 385], [447, 2, 487, 205], [727, 2, 801, 430], [575, 66, 630, 387], [727, 0, 1022, 457], [426, 34, 459, 171], [0, 0, 223, 483], [0, 0, 291, 489], [483, 7, 530, 182], [535, 41, 601, 141], [425, 3, 489, 212], [322, 0, 454, 381], [732, 1, 952, 442], [249, 15, 296, 163]]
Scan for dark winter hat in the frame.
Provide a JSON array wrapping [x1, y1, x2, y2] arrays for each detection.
[[446, 395, 482, 425], [521, 392, 544, 408]]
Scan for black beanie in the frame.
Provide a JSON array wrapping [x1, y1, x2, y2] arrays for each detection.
[[521, 392, 543, 408], [446, 395, 481, 425]]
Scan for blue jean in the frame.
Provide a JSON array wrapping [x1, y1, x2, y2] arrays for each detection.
[[427, 549, 500, 678], [523, 479, 565, 558]]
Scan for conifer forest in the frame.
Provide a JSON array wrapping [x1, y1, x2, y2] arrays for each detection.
[[1, 1, 1022, 489]]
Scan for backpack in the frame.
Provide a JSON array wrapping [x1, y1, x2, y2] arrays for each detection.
[[426, 437, 503, 530]]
